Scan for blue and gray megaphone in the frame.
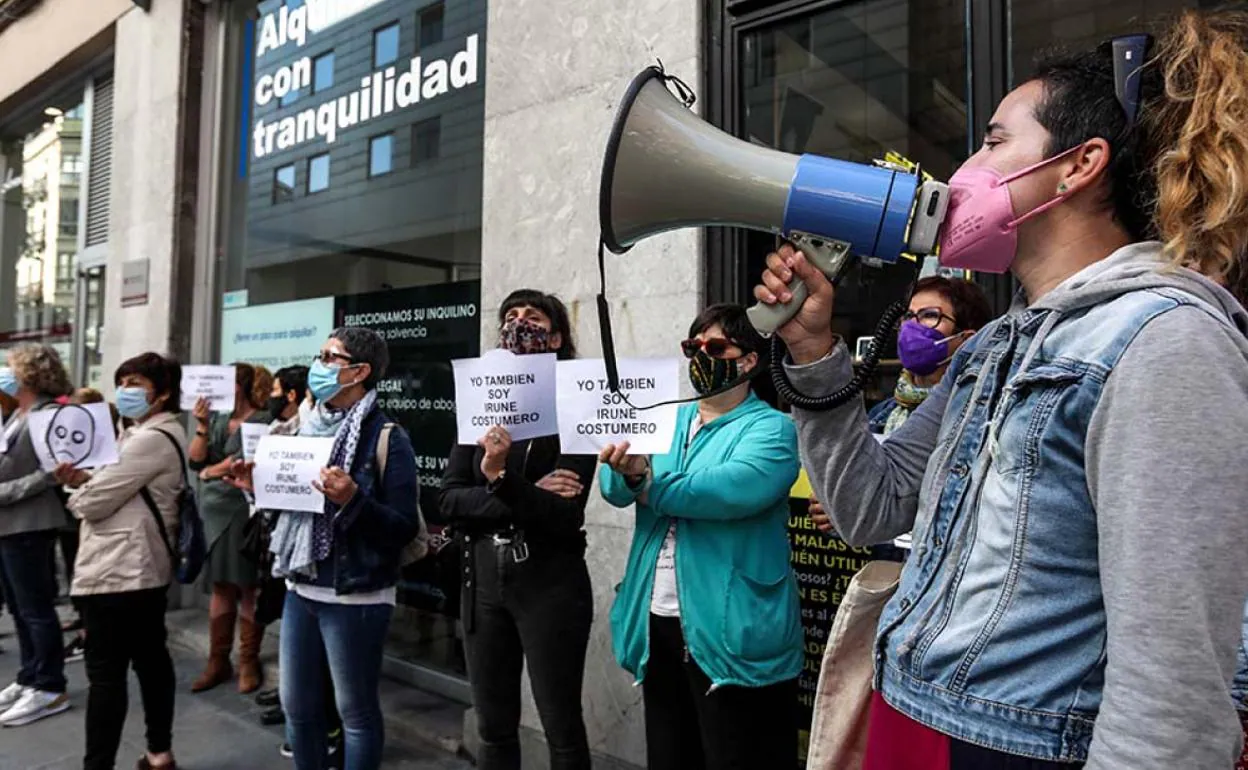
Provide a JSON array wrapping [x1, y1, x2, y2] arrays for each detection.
[[599, 66, 950, 335]]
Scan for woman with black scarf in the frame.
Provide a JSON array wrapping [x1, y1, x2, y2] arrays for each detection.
[[439, 289, 596, 770]]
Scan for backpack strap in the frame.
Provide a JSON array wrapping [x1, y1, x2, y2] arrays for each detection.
[[138, 427, 190, 561], [376, 423, 394, 480]]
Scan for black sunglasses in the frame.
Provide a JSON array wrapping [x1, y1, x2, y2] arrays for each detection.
[[1100, 34, 1153, 128], [902, 307, 957, 330]]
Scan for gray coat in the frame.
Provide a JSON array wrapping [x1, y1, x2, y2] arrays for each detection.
[[0, 403, 68, 538]]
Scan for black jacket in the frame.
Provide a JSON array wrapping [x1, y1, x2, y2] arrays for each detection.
[[438, 436, 595, 553]]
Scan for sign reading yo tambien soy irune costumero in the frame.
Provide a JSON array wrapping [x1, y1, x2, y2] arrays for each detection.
[[253, 435, 336, 513], [452, 350, 557, 443], [556, 358, 680, 455]]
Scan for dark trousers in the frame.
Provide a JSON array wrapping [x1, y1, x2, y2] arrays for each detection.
[[0, 530, 67, 693], [643, 615, 797, 770], [80, 586, 175, 770], [56, 528, 83, 616], [463, 539, 593, 770]]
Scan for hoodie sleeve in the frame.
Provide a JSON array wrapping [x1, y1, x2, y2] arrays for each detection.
[[1084, 305, 1248, 770], [784, 341, 949, 546]]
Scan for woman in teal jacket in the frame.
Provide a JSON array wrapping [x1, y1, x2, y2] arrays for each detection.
[[599, 303, 803, 770]]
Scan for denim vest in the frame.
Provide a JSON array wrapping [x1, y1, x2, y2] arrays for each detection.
[[874, 287, 1231, 762]]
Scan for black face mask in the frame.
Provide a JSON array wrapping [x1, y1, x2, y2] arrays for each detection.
[[266, 395, 290, 419], [688, 350, 741, 396]]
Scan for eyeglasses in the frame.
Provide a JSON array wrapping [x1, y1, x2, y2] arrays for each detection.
[[312, 351, 357, 366], [902, 307, 958, 330], [680, 337, 741, 360]]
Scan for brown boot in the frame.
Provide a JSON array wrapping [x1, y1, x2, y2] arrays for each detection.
[[237, 617, 264, 694], [191, 612, 236, 693]]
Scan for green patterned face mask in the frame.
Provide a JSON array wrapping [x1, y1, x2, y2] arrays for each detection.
[[688, 349, 740, 396]]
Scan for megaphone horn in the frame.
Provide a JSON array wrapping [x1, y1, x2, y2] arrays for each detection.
[[598, 66, 949, 334]]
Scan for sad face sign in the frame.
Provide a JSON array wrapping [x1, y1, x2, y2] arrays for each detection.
[[45, 404, 96, 467], [27, 402, 119, 472]]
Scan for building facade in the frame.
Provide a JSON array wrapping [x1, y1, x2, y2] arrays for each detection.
[[0, 0, 1213, 768]]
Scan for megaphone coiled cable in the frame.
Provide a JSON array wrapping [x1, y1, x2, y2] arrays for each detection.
[[768, 297, 908, 412]]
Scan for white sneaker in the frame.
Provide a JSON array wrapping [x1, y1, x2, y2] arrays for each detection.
[[0, 683, 24, 711], [0, 689, 69, 726]]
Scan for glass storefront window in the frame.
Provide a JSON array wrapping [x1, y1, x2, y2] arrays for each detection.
[[219, 0, 486, 683], [738, 0, 967, 396], [1, 97, 86, 374]]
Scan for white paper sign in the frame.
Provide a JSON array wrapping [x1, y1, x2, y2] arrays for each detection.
[[556, 358, 680, 455], [27, 403, 120, 471], [181, 366, 236, 412], [241, 423, 269, 462], [252, 435, 335, 513], [451, 350, 558, 443]]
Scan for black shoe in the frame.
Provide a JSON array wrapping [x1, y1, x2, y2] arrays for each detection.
[[259, 705, 285, 726], [64, 636, 86, 663], [255, 688, 280, 708], [278, 743, 293, 759]]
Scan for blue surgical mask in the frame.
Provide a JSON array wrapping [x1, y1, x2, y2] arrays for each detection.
[[0, 368, 17, 398], [308, 360, 348, 404], [116, 387, 153, 420]]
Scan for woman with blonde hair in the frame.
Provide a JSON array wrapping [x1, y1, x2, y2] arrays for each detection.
[[0, 344, 73, 727], [757, 11, 1248, 768]]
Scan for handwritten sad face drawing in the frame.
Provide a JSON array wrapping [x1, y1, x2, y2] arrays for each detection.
[[45, 404, 96, 467]]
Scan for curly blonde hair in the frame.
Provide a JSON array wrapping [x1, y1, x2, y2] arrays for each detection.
[[1149, 10, 1248, 301], [7, 344, 72, 398]]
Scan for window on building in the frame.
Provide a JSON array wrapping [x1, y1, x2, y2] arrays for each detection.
[[369, 134, 394, 177], [419, 3, 445, 48], [374, 23, 401, 68], [287, 0, 304, 8], [280, 87, 300, 108], [313, 51, 335, 93], [59, 199, 80, 236], [411, 117, 441, 164], [273, 164, 296, 203], [61, 154, 83, 184], [308, 153, 330, 193]]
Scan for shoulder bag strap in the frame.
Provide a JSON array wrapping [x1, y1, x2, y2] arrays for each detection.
[[139, 427, 189, 559], [376, 423, 394, 481]]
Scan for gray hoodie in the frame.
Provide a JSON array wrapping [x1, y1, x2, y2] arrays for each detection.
[[787, 242, 1248, 768]]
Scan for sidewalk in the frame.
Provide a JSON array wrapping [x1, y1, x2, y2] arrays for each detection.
[[0, 608, 472, 770]]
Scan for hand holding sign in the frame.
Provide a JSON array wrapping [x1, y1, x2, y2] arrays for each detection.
[[313, 466, 358, 506], [598, 441, 650, 478]]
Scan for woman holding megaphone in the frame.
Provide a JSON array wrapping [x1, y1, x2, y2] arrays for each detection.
[[757, 12, 1248, 769]]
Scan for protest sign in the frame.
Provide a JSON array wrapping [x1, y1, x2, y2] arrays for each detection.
[[252, 435, 335, 513], [181, 366, 236, 412], [556, 358, 680, 455], [451, 349, 557, 443], [27, 403, 120, 471], [241, 423, 269, 462]]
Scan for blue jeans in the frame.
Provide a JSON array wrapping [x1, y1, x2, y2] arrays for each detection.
[[280, 590, 393, 770], [0, 530, 66, 693]]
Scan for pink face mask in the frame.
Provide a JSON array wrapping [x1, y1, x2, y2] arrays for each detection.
[[937, 146, 1082, 273]]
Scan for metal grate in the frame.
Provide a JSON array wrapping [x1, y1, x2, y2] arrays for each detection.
[[84, 77, 113, 248]]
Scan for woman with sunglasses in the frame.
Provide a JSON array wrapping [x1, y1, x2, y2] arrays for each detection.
[[757, 12, 1248, 769], [439, 289, 596, 770], [599, 303, 802, 770]]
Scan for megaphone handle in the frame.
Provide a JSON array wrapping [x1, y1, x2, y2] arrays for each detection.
[[746, 236, 852, 335]]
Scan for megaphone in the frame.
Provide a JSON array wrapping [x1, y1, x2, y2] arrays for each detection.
[[599, 65, 950, 335]]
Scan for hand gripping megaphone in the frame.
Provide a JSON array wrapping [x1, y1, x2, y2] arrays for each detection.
[[598, 65, 950, 336]]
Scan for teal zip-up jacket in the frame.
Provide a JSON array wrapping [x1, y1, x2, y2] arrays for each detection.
[[600, 392, 803, 688]]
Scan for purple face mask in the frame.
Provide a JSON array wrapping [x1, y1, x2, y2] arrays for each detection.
[[897, 320, 959, 376]]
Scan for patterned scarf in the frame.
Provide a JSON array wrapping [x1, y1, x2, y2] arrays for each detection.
[[884, 371, 934, 436], [269, 390, 376, 579]]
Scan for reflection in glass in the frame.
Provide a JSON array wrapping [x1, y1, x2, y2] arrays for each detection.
[[308, 153, 330, 193], [374, 23, 401, 68], [1, 99, 84, 372], [412, 116, 441, 164], [419, 3, 445, 48], [369, 134, 394, 177], [314, 51, 335, 93], [273, 164, 296, 203]]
